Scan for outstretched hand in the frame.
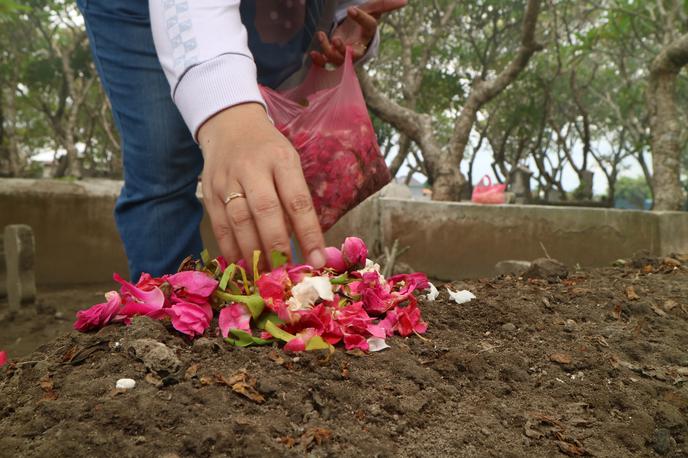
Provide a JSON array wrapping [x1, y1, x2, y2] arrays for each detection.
[[310, 0, 407, 67], [198, 103, 326, 271]]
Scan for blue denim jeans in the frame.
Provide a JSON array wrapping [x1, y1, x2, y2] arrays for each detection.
[[78, 0, 326, 280]]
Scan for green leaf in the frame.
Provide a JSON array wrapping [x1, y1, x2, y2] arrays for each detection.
[[225, 330, 254, 347], [256, 312, 283, 330], [219, 264, 236, 291], [225, 329, 273, 347], [305, 335, 333, 352], [252, 250, 261, 280], [330, 273, 350, 285], [264, 320, 295, 342], [236, 265, 250, 295], [270, 250, 288, 269], [200, 249, 210, 266], [215, 291, 265, 320]]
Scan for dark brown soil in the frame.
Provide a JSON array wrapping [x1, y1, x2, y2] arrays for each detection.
[[1, 256, 687, 457]]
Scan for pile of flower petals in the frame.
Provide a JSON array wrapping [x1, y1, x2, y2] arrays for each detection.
[[73, 237, 432, 353]]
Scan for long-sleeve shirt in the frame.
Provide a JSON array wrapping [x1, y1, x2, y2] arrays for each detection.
[[149, 0, 379, 140]]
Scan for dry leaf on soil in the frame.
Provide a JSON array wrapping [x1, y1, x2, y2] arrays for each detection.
[[626, 286, 639, 300], [550, 353, 573, 365], [300, 427, 333, 450], [39, 375, 58, 401], [184, 363, 200, 379], [556, 440, 589, 456], [216, 370, 265, 404], [650, 304, 668, 317], [663, 299, 678, 311]]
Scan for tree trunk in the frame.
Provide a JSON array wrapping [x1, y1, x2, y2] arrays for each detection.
[[389, 134, 412, 179], [647, 33, 688, 211], [3, 78, 21, 176], [63, 107, 82, 178], [441, 0, 543, 201], [358, 0, 541, 202]]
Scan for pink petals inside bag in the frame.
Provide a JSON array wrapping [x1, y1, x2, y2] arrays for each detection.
[[259, 47, 391, 231]]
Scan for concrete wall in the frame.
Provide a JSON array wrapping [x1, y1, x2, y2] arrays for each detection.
[[1, 179, 686, 285], [380, 199, 663, 279], [0, 179, 217, 286]]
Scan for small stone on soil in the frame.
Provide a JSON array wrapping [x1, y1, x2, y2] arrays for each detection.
[[652, 428, 673, 455], [524, 258, 568, 281], [116, 378, 136, 390], [501, 323, 517, 332], [563, 319, 577, 332]]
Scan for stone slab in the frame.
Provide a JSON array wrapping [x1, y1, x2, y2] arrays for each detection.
[[4, 224, 36, 308]]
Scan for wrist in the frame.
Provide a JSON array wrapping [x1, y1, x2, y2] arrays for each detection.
[[198, 103, 270, 148]]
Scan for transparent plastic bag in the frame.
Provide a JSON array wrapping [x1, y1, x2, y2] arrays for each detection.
[[471, 175, 507, 204], [260, 47, 391, 230]]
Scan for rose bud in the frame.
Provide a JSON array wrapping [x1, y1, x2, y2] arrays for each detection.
[[324, 246, 347, 273], [341, 237, 368, 270]]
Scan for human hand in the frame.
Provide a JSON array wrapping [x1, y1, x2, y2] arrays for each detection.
[[310, 0, 407, 67], [197, 103, 326, 270]]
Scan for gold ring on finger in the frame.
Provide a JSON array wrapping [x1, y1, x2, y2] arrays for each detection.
[[223, 192, 246, 205]]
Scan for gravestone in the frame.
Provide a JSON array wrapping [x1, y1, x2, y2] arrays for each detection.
[[545, 188, 565, 203], [509, 167, 533, 204], [4, 225, 36, 309]]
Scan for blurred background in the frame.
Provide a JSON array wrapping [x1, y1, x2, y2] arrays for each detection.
[[0, 0, 686, 211]]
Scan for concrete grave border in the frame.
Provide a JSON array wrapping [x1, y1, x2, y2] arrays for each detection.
[[1, 178, 686, 285]]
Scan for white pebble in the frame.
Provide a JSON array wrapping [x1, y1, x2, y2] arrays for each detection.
[[116, 378, 136, 390]]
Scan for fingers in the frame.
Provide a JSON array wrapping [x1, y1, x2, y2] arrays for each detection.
[[332, 37, 365, 61], [317, 31, 345, 66], [222, 184, 266, 269], [240, 170, 292, 268], [273, 152, 326, 269], [347, 7, 378, 39], [310, 50, 328, 67], [358, 0, 407, 16], [203, 178, 242, 264]]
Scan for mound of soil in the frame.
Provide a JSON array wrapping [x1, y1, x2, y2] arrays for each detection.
[[1, 256, 687, 457]]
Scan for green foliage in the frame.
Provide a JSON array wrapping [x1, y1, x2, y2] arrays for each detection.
[[615, 176, 652, 209]]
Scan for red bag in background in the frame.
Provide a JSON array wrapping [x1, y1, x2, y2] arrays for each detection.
[[259, 47, 391, 231], [471, 175, 506, 204]]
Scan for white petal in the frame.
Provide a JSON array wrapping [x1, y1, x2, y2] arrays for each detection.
[[446, 288, 476, 304], [367, 337, 390, 352], [357, 260, 386, 283], [425, 282, 439, 301], [304, 276, 334, 301], [287, 296, 310, 312], [291, 281, 319, 307]]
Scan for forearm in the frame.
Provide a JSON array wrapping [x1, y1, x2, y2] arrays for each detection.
[[149, 0, 266, 140]]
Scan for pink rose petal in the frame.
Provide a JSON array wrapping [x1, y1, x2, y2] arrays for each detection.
[[167, 271, 218, 298], [74, 291, 122, 332], [114, 273, 166, 312], [169, 301, 213, 337], [219, 303, 252, 338], [343, 333, 369, 351]]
